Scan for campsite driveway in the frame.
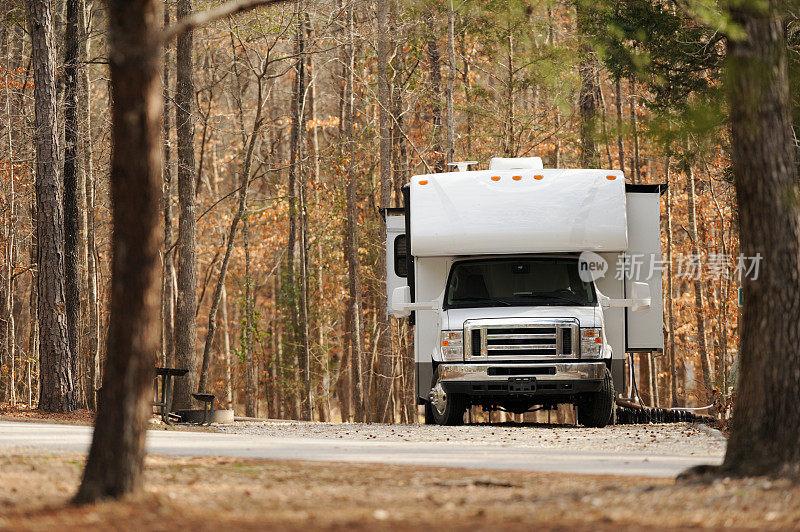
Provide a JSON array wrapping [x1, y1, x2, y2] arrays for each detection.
[[0, 420, 724, 477]]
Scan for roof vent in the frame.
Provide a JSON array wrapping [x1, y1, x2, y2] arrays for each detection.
[[488, 157, 544, 171]]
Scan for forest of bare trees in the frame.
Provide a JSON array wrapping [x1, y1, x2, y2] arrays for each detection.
[[2, 0, 791, 427]]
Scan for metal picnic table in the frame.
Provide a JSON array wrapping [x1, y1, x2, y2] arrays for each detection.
[[153, 367, 188, 425]]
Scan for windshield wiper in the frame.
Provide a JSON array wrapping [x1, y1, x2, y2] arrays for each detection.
[[451, 296, 512, 307]]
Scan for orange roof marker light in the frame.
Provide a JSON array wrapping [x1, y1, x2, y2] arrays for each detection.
[[512, 175, 522, 181], [419, 180, 428, 185], [534, 174, 544, 180], [606, 175, 616, 180], [491, 175, 501, 181]]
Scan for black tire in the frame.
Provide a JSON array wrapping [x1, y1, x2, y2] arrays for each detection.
[[429, 374, 467, 425], [578, 369, 615, 428], [430, 392, 467, 425]]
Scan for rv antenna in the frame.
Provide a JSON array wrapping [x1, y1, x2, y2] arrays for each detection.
[[448, 161, 479, 172]]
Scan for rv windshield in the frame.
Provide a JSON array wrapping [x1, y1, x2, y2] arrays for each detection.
[[444, 258, 596, 309]]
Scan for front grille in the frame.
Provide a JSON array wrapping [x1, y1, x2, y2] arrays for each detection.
[[464, 319, 578, 360], [471, 329, 482, 357]]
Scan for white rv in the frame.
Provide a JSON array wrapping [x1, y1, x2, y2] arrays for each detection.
[[384, 157, 664, 426]]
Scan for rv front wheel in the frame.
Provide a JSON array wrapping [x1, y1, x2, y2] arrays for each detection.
[[428, 379, 467, 426], [577, 369, 615, 428]]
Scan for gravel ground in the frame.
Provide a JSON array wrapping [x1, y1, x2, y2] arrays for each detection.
[[218, 421, 725, 457]]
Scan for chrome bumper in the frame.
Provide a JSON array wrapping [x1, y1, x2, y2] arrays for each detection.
[[437, 362, 606, 383]]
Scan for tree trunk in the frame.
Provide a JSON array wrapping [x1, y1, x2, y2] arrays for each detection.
[[425, 11, 444, 172], [64, 0, 84, 408], [458, 27, 472, 158], [576, 4, 599, 167], [445, 0, 455, 163], [719, 0, 800, 479], [288, 7, 311, 420], [244, 212, 256, 418], [375, 0, 393, 422], [665, 156, 679, 407], [595, 72, 613, 169], [615, 78, 626, 174], [638, 353, 651, 406], [79, 0, 99, 409], [629, 78, 641, 182], [74, 0, 161, 502], [27, 0, 76, 413], [162, 1, 176, 369], [344, 5, 366, 422], [2, 28, 17, 405], [173, 0, 198, 409], [686, 158, 713, 403], [504, 30, 515, 156], [221, 284, 232, 409]]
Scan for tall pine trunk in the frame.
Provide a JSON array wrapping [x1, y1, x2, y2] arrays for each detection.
[[162, 1, 176, 368], [718, 0, 800, 479], [27, 0, 76, 413], [173, 0, 198, 408], [79, 0, 99, 409], [344, 5, 365, 422], [664, 156, 679, 407], [375, 0, 393, 422], [686, 157, 713, 403], [74, 0, 161, 501], [63, 0, 84, 407]]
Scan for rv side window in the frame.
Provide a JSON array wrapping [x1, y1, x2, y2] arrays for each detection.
[[394, 235, 408, 277]]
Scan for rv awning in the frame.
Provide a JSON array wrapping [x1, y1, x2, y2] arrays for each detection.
[[409, 169, 628, 256]]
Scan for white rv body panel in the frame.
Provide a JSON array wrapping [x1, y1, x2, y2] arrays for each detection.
[[594, 252, 626, 387], [413, 255, 450, 364], [624, 192, 665, 351], [410, 169, 627, 257]]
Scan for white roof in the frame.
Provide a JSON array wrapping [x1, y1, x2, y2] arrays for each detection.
[[409, 169, 628, 256]]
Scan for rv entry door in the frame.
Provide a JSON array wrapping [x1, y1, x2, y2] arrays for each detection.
[[384, 212, 408, 316]]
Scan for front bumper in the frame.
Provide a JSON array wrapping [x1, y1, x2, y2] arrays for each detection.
[[437, 361, 606, 396]]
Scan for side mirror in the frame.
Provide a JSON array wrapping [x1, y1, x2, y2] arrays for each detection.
[[598, 282, 651, 312], [391, 286, 442, 318], [631, 282, 651, 312], [391, 286, 411, 318]]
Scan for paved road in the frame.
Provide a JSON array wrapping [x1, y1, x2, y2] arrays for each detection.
[[0, 421, 722, 477], [0, 422, 722, 477]]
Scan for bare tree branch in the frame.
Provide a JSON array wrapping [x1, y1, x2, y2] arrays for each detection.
[[162, 0, 290, 42]]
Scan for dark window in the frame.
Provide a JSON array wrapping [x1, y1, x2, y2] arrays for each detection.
[[394, 235, 408, 277], [444, 258, 596, 309]]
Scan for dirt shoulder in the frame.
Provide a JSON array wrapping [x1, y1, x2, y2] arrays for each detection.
[[0, 405, 214, 432], [0, 449, 797, 530], [0, 404, 95, 425]]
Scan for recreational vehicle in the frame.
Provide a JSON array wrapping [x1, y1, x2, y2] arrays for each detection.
[[384, 157, 664, 426]]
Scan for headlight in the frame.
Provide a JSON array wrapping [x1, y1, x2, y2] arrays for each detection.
[[440, 330, 463, 361], [581, 328, 604, 359]]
